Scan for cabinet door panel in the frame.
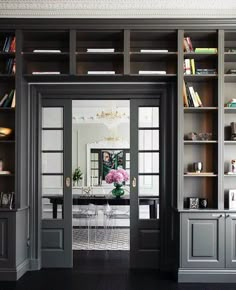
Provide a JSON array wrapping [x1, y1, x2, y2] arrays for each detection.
[[181, 213, 224, 268], [226, 215, 236, 268]]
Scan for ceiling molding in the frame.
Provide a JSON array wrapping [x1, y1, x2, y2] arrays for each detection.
[[0, 0, 236, 18]]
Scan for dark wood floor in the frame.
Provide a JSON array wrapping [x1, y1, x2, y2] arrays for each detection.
[[0, 251, 236, 290]]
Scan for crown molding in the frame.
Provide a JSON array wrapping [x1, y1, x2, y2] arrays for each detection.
[[0, 0, 236, 18]]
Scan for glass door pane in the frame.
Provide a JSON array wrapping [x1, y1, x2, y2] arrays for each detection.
[[138, 107, 160, 220], [41, 107, 64, 219]]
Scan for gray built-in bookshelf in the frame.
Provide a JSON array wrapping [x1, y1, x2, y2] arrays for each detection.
[[2, 19, 236, 282]]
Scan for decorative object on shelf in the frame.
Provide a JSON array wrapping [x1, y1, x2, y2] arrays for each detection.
[[231, 160, 236, 174], [72, 167, 83, 187], [231, 122, 236, 140], [105, 168, 129, 198], [227, 69, 236, 74], [0, 127, 12, 138], [185, 132, 212, 141], [193, 162, 203, 173], [229, 189, 236, 210], [0, 192, 14, 209], [199, 198, 208, 209], [225, 99, 236, 107], [188, 197, 199, 209]]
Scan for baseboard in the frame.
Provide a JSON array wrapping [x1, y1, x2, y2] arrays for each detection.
[[0, 259, 29, 281], [29, 258, 41, 271], [178, 269, 236, 283]]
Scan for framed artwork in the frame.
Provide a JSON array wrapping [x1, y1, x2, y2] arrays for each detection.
[[0, 192, 14, 209], [229, 189, 236, 210]]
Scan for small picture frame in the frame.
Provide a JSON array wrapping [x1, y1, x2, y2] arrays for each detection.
[[0, 192, 14, 209], [188, 197, 199, 209], [229, 189, 236, 210]]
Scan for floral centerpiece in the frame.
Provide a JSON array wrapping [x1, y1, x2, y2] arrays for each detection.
[[105, 168, 129, 197]]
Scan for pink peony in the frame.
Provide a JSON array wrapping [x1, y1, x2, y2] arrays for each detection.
[[117, 168, 129, 181], [105, 169, 129, 184]]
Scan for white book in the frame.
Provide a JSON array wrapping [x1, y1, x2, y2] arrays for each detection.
[[87, 71, 115, 75], [140, 49, 168, 53], [138, 70, 166, 75], [32, 72, 61, 75], [33, 49, 61, 53], [87, 48, 115, 52], [188, 86, 199, 107]]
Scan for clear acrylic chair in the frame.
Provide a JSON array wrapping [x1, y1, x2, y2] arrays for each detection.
[[103, 203, 130, 248], [73, 203, 98, 249]]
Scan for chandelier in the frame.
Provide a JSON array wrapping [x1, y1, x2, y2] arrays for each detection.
[[96, 109, 127, 120]]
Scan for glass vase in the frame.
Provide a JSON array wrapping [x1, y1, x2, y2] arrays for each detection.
[[112, 183, 125, 198]]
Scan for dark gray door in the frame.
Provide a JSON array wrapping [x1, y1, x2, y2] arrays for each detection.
[[130, 99, 161, 269], [41, 98, 72, 268]]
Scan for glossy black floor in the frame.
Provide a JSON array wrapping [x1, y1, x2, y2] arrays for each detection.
[[0, 251, 236, 290]]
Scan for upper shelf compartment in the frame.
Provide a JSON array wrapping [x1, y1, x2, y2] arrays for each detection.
[[130, 30, 177, 76], [76, 30, 124, 53], [22, 30, 69, 53], [22, 30, 70, 75]]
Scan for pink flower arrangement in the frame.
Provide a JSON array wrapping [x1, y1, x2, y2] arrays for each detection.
[[105, 168, 129, 184]]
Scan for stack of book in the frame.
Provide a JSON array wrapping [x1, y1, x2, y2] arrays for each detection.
[[86, 48, 115, 52], [4, 58, 15, 74], [33, 49, 61, 53], [196, 68, 217, 75], [183, 37, 194, 52], [183, 81, 202, 107], [1, 36, 16, 53], [184, 59, 195, 74], [138, 71, 166, 75], [0, 89, 15, 108], [140, 49, 168, 53], [194, 48, 217, 54]]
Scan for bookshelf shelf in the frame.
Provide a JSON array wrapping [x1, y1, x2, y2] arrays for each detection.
[[184, 173, 217, 177], [224, 74, 236, 82], [184, 74, 218, 82], [184, 107, 218, 112], [184, 53, 217, 60], [224, 107, 236, 113], [184, 140, 217, 144]]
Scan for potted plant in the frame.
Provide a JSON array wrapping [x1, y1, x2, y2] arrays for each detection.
[[72, 167, 83, 187], [105, 168, 129, 197]]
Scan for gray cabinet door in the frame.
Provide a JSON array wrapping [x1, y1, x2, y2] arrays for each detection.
[[181, 213, 225, 268], [226, 213, 236, 268]]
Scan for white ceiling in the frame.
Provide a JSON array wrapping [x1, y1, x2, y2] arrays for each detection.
[[0, 0, 236, 18]]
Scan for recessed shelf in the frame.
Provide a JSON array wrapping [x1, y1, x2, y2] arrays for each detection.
[[184, 107, 218, 112], [184, 140, 217, 144], [184, 74, 218, 82], [224, 141, 236, 144], [184, 52, 217, 60], [224, 107, 236, 113], [184, 173, 217, 177]]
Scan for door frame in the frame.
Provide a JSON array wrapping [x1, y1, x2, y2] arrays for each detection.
[[28, 82, 176, 271]]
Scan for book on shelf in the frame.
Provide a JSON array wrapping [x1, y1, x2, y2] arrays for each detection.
[[194, 48, 217, 54], [32, 71, 61, 75], [138, 71, 166, 75], [33, 49, 62, 53], [87, 71, 115, 74], [184, 58, 195, 75], [184, 59, 191, 75], [140, 49, 168, 53], [183, 82, 202, 107], [183, 37, 194, 52], [1, 36, 16, 53], [0, 171, 11, 175], [0, 89, 15, 107], [4, 58, 15, 74], [196, 68, 217, 75], [86, 48, 115, 52]]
